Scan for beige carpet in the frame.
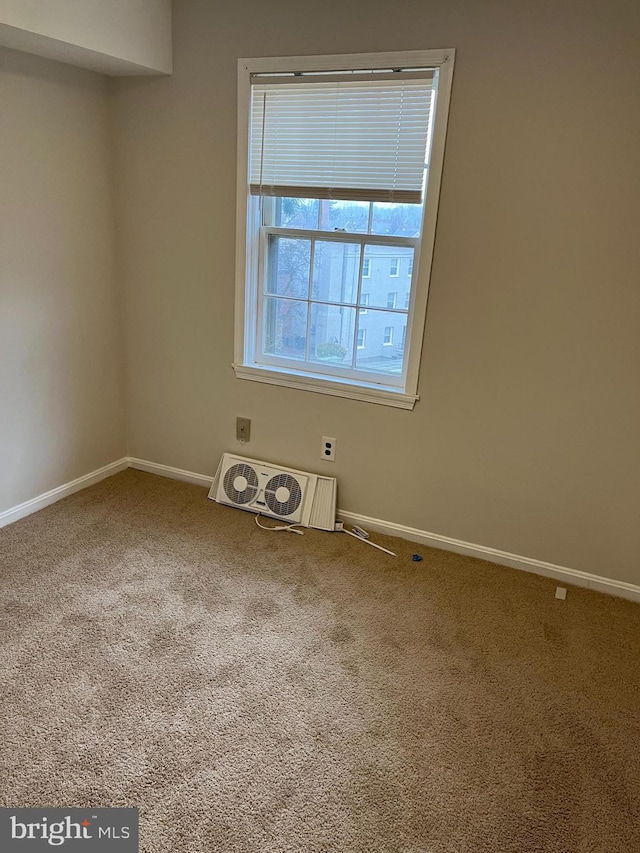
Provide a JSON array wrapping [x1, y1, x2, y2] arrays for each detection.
[[1, 469, 639, 852]]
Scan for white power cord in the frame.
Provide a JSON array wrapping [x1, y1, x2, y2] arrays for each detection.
[[253, 514, 395, 553], [255, 514, 305, 535]]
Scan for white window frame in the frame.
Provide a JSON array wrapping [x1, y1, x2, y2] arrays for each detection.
[[389, 258, 400, 277], [387, 291, 397, 309], [362, 258, 371, 278], [357, 328, 366, 349], [360, 293, 369, 315], [383, 326, 394, 346], [234, 49, 455, 411]]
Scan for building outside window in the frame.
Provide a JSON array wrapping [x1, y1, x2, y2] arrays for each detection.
[[234, 49, 455, 409]]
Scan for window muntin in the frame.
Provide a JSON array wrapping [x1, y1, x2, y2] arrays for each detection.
[[266, 235, 311, 299], [363, 245, 415, 309], [263, 297, 307, 360], [236, 50, 456, 408], [256, 201, 420, 385], [311, 239, 361, 303]]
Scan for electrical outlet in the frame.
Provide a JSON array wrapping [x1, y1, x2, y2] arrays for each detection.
[[321, 436, 336, 462], [236, 417, 251, 442]]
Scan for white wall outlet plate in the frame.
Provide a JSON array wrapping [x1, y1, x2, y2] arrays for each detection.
[[321, 436, 336, 462]]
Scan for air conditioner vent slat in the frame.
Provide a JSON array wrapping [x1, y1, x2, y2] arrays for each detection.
[[309, 477, 338, 530]]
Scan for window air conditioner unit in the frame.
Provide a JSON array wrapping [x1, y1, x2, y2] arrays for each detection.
[[208, 453, 337, 531]]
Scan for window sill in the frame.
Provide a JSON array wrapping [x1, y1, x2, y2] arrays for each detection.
[[232, 363, 418, 409]]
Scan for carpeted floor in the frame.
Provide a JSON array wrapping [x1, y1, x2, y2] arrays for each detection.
[[1, 469, 639, 852]]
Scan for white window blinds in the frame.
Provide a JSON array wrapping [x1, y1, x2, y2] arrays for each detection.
[[249, 73, 435, 204]]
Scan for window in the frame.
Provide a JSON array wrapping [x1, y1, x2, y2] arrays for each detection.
[[408, 258, 413, 276], [404, 292, 410, 309], [235, 49, 455, 409]]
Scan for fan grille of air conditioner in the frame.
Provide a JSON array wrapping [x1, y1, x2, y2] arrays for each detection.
[[265, 473, 302, 517], [223, 462, 258, 504]]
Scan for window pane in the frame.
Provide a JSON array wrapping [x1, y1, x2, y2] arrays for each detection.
[[274, 197, 319, 229], [309, 303, 355, 367], [266, 236, 311, 299], [263, 297, 308, 360], [371, 202, 423, 237], [319, 200, 370, 233], [355, 309, 405, 375], [312, 240, 361, 304], [362, 245, 414, 309]]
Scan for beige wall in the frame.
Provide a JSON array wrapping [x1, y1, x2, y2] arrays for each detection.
[[0, 47, 126, 513], [0, 0, 172, 75], [112, 0, 640, 585]]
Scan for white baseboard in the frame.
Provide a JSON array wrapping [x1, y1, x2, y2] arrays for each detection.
[[2, 454, 638, 605], [130, 457, 640, 603], [127, 457, 214, 488], [339, 509, 640, 603], [0, 458, 129, 529]]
